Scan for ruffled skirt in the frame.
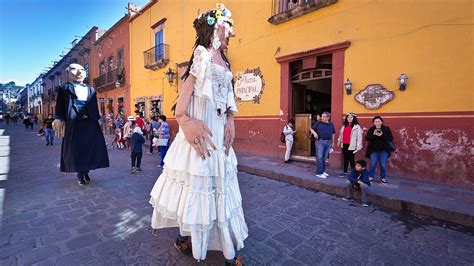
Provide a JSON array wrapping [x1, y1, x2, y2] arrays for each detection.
[[149, 138, 248, 261]]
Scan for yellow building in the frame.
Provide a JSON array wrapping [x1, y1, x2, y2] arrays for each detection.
[[129, 0, 473, 187]]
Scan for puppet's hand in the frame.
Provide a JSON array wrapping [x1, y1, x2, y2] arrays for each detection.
[[52, 119, 65, 138]]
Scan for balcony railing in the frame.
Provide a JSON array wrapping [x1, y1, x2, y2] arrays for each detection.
[[93, 67, 125, 91], [269, 0, 337, 25], [144, 44, 170, 71]]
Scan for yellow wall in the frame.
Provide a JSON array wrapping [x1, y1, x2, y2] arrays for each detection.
[[129, 0, 473, 118]]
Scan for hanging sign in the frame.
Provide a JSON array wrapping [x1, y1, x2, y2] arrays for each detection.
[[234, 67, 265, 104]]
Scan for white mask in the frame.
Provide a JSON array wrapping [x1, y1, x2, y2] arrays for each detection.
[[67, 63, 86, 83]]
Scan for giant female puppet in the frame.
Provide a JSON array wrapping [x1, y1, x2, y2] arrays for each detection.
[[149, 4, 248, 265], [53, 63, 109, 186]]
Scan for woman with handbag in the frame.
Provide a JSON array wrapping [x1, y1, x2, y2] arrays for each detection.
[[365, 116, 394, 184], [336, 113, 363, 177], [157, 115, 170, 168]]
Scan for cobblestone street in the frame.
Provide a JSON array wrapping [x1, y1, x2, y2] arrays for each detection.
[[0, 125, 473, 265]]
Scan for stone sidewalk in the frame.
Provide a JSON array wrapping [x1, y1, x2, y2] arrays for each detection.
[[236, 152, 474, 227]]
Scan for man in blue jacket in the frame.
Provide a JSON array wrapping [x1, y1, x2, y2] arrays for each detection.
[[343, 160, 371, 207]]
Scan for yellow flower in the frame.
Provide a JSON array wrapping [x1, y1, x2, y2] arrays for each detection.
[[215, 10, 223, 20]]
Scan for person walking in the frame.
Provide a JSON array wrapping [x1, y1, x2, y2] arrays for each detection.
[[123, 116, 135, 149], [337, 113, 363, 177], [129, 127, 145, 173], [282, 119, 296, 163], [43, 114, 55, 146], [157, 115, 170, 168], [148, 115, 161, 154], [310, 111, 335, 178], [365, 116, 394, 184]]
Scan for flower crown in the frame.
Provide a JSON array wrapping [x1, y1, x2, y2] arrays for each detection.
[[198, 3, 234, 29]]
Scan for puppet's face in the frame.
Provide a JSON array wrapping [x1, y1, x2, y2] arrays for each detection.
[[216, 23, 235, 50], [68, 63, 86, 83]]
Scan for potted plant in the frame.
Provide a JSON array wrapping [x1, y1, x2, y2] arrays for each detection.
[[117, 67, 125, 82]]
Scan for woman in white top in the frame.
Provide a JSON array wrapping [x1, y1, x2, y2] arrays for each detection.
[[337, 113, 363, 177], [283, 119, 296, 163], [148, 5, 247, 265]]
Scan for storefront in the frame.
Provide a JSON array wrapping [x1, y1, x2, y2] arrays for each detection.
[[128, 0, 473, 188]]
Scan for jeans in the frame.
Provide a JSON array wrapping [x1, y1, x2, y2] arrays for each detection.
[[45, 128, 54, 144], [131, 152, 143, 168], [369, 151, 389, 179], [284, 140, 293, 161], [316, 139, 332, 174], [342, 144, 355, 173], [159, 145, 169, 167], [346, 180, 369, 203]]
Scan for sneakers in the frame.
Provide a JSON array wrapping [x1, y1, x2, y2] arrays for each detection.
[[369, 177, 374, 182], [323, 172, 329, 177], [362, 203, 369, 207], [225, 255, 243, 266], [316, 174, 327, 178], [380, 178, 387, 184], [342, 197, 353, 202], [338, 172, 347, 178], [129, 167, 136, 174], [77, 178, 86, 186], [135, 168, 142, 172], [46, 143, 50, 146], [174, 238, 190, 252]]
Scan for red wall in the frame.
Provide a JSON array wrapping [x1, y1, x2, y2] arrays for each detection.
[[90, 16, 131, 117]]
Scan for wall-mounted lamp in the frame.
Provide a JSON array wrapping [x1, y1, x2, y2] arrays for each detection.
[[344, 79, 352, 95], [398, 73, 408, 91], [165, 67, 177, 86], [115, 80, 121, 88]]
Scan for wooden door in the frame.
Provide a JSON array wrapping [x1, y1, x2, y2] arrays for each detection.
[[293, 113, 311, 157]]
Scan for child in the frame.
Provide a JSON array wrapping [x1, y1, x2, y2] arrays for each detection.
[[343, 159, 371, 207], [130, 127, 145, 173]]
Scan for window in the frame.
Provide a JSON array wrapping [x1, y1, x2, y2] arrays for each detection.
[[100, 62, 106, 75], [155, 30, 164, 61], [58, 75, 62, 86], [117, 49, 124, 68], [83, 52, 89, 66], [108, 56, 114, 72], [84, 63, 89, 78]]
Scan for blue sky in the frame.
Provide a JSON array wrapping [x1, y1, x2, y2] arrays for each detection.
[[0, 0, 149, 86]]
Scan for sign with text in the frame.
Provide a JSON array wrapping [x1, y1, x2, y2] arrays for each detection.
[[234, 68, 265, 104]]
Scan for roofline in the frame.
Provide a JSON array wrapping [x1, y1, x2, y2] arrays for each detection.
[[95, 15, 130, 44], [44, 26, 99, 77], [129, 0, 158, 23]]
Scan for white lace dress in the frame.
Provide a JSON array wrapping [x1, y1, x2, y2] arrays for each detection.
[[149, 45, 248, 261]]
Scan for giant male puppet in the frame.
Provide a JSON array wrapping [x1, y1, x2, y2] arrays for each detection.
[[53, 63, 109, 186]]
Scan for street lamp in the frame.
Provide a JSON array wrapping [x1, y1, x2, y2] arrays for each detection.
[[165, 68, 177, 85], [398, 73, 408, 91], [344, 79, 352, 95]]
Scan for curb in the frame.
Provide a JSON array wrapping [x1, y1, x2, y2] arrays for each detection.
[[238, 164, 474, 228]]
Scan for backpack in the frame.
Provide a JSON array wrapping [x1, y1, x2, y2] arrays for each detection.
[[280, 131, 286, 143]]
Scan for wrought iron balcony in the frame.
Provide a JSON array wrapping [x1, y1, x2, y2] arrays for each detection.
[[144, 44, 170, 71], [93, 67, 125, 91], [269, 0, 336, 25]]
